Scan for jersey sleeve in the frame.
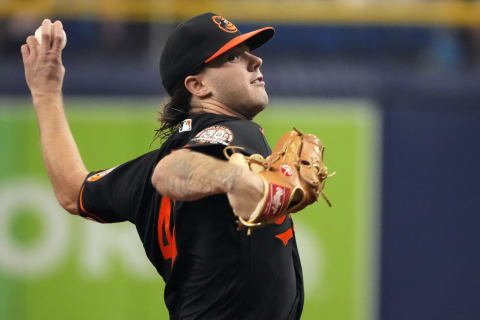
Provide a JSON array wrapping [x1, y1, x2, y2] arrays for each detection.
[[77, 151, 158, 223], [184, 120, 271, 159]]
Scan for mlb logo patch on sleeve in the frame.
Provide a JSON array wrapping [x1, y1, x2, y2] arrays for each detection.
[[179, 119, 192, 132]]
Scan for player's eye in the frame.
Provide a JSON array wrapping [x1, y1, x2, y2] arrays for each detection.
[[227, 53, 241, 62]]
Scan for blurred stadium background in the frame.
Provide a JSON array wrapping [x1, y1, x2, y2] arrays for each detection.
[[1, 1, 479, 319]]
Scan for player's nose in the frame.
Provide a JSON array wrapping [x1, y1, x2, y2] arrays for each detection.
[[247, 52, 263, 71]]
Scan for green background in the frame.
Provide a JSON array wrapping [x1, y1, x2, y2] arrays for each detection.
[[0, 97, 379, 320]]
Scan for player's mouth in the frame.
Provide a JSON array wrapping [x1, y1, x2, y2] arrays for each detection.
[[251, 76, 265, 86]]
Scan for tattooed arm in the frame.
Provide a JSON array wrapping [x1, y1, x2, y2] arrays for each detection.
[[151, 149, 264, 220]]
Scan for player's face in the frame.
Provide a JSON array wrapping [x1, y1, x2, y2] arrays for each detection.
[[202, 44, 268, 119]]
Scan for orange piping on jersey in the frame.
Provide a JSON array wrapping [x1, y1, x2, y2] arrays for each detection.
[[275, 227, 293, 247], [274, 216, 287, 225], [79, 184, 107, 223]]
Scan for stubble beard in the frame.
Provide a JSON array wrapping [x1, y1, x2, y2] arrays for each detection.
[[214, 80, 269, 119], [234, 87, 269, 119]]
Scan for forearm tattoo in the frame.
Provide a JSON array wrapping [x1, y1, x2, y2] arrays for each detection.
[[153, 149, 244, 201]]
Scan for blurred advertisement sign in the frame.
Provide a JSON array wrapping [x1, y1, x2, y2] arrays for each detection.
[[0, 98, 379, 320]]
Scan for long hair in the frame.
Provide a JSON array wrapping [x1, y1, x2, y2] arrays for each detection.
[[154, 83, 192, 142]]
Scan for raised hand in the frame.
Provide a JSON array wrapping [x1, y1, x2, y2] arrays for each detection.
[[21, 19, 66, 98]]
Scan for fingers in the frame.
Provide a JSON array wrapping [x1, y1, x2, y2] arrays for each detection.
[[26, 36, 39, 59], [20, 44, 29, 62], [51, 20, 64, 52], [21, 35, 39, 63], [40, 19, 52, 52]]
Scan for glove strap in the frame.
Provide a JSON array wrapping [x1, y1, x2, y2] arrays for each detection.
[[238, 176, 296, 235]]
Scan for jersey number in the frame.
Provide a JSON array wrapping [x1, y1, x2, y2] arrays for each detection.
[[158, 198, 293, 265], [157, 197, 177, 266], [274, 215, 294, 246]]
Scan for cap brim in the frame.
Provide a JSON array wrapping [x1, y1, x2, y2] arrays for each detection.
[[204, 27, 275, 63]]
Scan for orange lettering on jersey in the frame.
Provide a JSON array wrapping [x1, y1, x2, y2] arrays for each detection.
[[157, 197, 177, 265], [275, 227, 293, 247]]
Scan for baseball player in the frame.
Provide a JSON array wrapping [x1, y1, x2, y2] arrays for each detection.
[[22, 13, 332, 320]]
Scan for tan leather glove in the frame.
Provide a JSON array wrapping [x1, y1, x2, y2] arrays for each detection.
[[225, 128, 335, 233]]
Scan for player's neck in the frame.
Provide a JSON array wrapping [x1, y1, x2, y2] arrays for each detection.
[[190, 101, 250, 120]]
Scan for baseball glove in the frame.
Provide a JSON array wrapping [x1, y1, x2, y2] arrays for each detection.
[[224, 128, 335, 233]]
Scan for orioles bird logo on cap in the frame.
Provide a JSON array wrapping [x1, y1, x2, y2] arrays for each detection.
[[212, 15, 238, 33]]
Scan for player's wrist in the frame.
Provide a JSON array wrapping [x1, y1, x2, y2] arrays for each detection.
[[221, 163, 244, 194], [32, 91, 63, 107], [226, 167, 264, 200], [32, 90, 62, 99]]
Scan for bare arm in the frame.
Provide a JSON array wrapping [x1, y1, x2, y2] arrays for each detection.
[[21, 19, 87, 214], [152, 149, 264, 220]]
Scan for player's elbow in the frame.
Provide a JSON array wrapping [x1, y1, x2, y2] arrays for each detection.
[[152, 159, 175, 197], [151, 149, 190, 197], [53, 171, 87, 215], [55, 181, 85, 215], [57, 194, 79, 215], [151, 158, 169, 195]]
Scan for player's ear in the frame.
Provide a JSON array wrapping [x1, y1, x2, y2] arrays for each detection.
[[184, 75, 210, 98]]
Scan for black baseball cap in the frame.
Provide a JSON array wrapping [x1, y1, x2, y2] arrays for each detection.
[[160, 12, 275, 96]]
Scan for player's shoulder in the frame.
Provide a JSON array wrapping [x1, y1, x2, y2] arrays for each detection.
[[196, 113, 262, 137], [175, 113, 254, 143], [181, 112, 249, 130], [178, 113, 270, 156]]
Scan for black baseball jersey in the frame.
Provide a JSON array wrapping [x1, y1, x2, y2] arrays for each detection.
[[77, 112, 304, 320]]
